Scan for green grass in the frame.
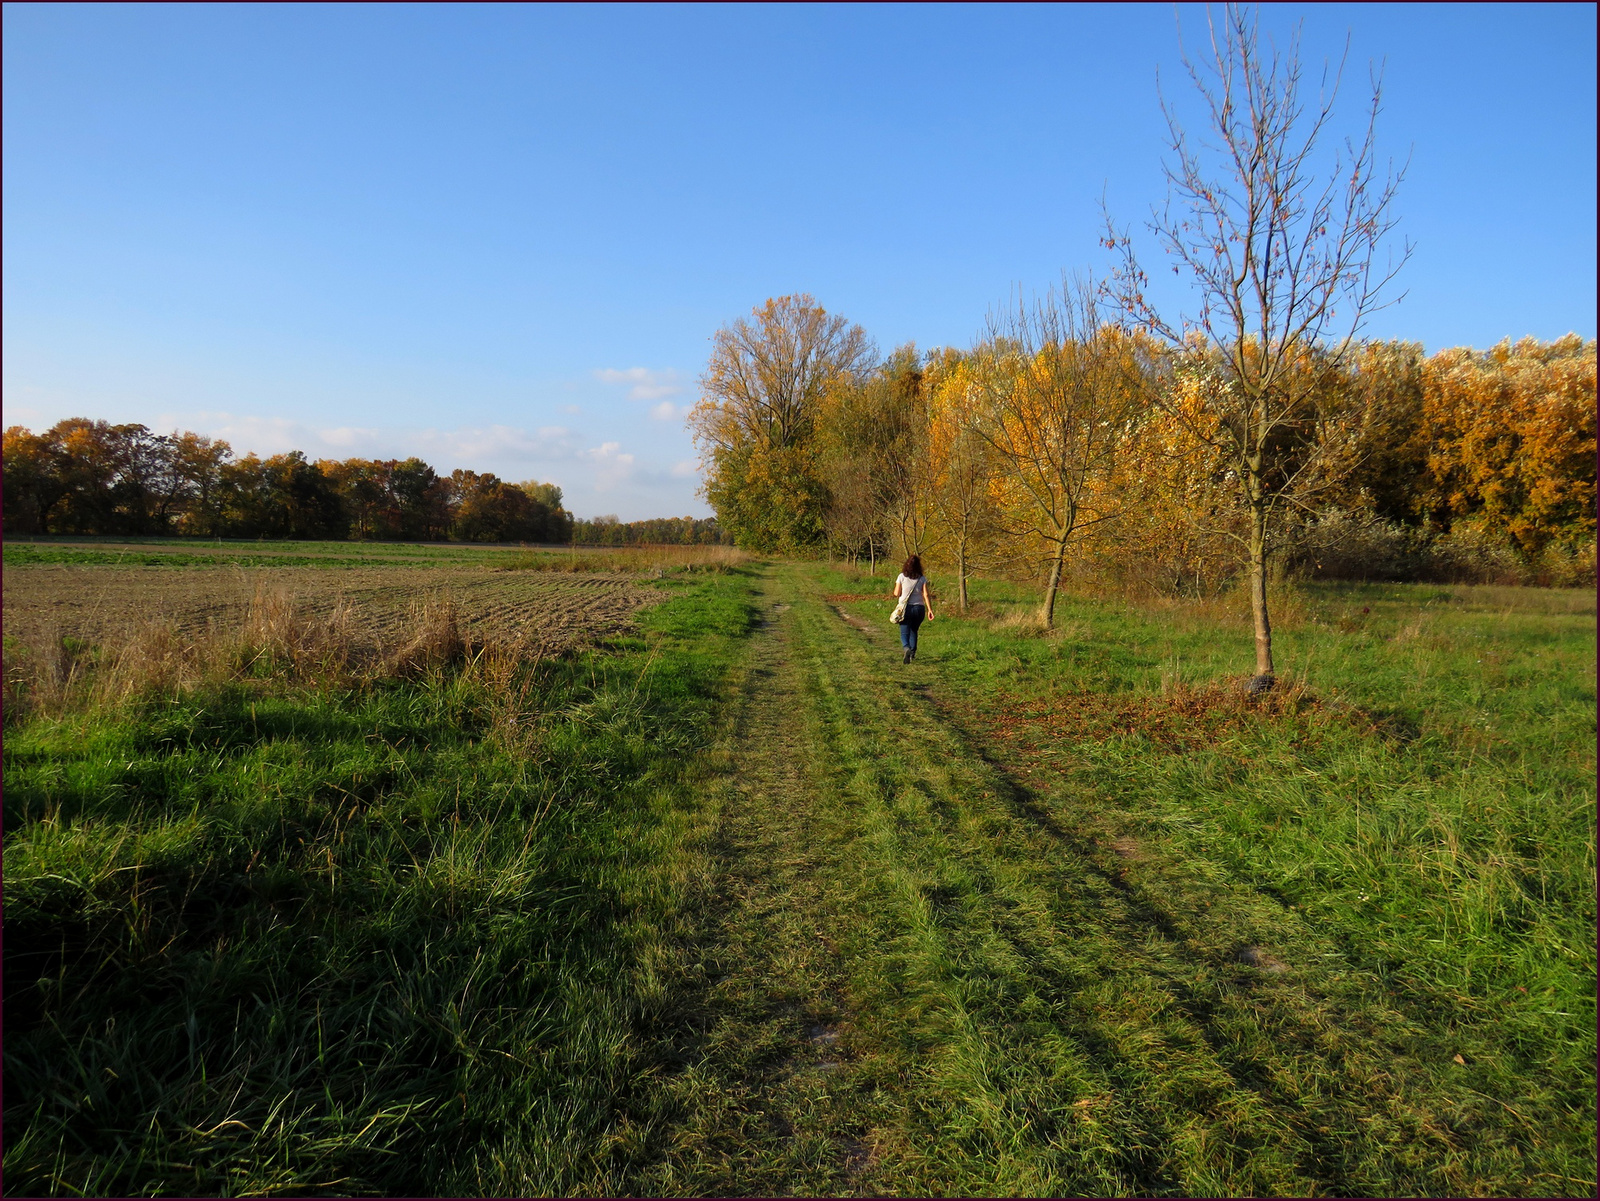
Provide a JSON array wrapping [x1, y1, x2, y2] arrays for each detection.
[[811, 565, 1595, 1193], [2, 568, 763, 1196], [5, 552, 1593, 1196]]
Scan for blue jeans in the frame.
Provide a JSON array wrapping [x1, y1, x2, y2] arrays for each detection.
[[900, 604, 926, 651]]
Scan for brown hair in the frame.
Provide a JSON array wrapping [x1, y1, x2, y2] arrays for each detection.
[[901, 555, 924, 579]]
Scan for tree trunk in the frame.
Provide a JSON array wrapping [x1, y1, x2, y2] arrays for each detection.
[[957, 541, 969, 613], [1248, 501, 1275, 677], [1041, 532, 1069, 627]]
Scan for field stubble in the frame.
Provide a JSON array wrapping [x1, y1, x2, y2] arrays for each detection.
[[2, 563, 663, 721]]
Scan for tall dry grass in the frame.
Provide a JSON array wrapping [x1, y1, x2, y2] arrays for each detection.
[[1, 584, 502, 725]]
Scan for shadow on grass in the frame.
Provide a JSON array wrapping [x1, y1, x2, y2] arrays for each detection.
[[918, 693, 1478, 1196]]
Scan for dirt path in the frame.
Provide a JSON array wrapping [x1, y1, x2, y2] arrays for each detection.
[[637, 572, 878, 1196], [639, 563, 1488, 1197]]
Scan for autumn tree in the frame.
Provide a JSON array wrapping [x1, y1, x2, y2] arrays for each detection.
[[924, 350, 1002, 610], [1312, 340, 1429, 524], [218, 452, 346, 539], [46, 419, 162, 534], [815, 345, 927, 571], [875, 347, 933, 561], [44, 418, 123, 533], [821, 457, 885, 569], [1422, 335, 1597, 556], [514, 480, 573, 543], [1082, 380, 1245, 598], [441, 470, 566, 542], [3, 420, 586, 545], [974, 280, 1144, 626], [318, 459, 389, 538], [155, 432, 234, 533], [690, 295, 877, 551], [568, 514, 726, 546], [391, 458, 453, 539], [2, 425, 67, 534], [1106, 3, 1408, 681]]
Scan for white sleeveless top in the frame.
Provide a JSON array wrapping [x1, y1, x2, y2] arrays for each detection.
[[896, 573, 927, 606]]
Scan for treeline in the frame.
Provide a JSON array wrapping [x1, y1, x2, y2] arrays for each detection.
[[692, 297, 1596, 604], [570, 514, 731, 546], [1, 421, 575, 543]]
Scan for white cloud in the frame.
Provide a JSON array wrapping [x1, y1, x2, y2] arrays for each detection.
[[2, 399, 50, 429], [413, 423, 577, 463], [650, 399, 692, 421], [670, 459, 699, 479], [582, 440, 638, 491], [594, 366, 685, 401], [188, 413, 340, 456], [319, 426, 376, 448]]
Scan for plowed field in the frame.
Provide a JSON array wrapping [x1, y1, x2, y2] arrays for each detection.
[[2, 564, 661, 654]]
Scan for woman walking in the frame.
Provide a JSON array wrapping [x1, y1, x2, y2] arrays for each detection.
[[892, 555, 935, 663]]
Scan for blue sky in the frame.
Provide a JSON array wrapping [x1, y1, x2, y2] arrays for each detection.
[[4, 2, 1595, 521]]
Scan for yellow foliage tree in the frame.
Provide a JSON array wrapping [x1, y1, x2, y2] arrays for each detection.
[[923, 351, 1001, 610], [974, 283, 1146, 626], [1423, 335, 1597, 555], [690, 294, 876, 551]]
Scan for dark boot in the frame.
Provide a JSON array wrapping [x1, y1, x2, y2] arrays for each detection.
[[903, 648, 912, 664]]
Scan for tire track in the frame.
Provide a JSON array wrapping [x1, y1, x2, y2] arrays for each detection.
[[787, 568, 1481, 1196], [642, 570, 881, 1197]]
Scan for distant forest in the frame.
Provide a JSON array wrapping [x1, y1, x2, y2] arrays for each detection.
[[0, 423, 728, 547]]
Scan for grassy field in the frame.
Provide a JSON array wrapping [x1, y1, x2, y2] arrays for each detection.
[[806, 567, 1595, 1194], [1, 538, 743, 574], [3, 545, 1593, 1196], [3, 546, 756, 1195]]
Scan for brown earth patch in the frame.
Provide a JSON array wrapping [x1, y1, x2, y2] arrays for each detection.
[[1235, 945, 1290, 974], [954, 679, 1330, 754], [2, 564, 660, 657], [835, 606, 873, 632]]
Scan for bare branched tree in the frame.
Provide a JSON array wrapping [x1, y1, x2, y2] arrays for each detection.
[[1104, 3, 1409, 681]]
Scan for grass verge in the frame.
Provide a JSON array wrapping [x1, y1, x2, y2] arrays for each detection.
[[2, 568, 760, 1196]]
